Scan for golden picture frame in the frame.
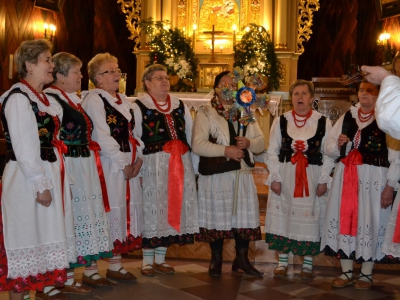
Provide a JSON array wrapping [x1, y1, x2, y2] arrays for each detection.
[[34, 0, 65, 13], [375, 0, 400, 19]]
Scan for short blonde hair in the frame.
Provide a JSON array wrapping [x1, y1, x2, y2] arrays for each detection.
[[15, 39, 52, 78], [142, 64, 167, 92], [52, 52, 82, 82], [87, 53, 118, 86], [289, 79, 315, 99]]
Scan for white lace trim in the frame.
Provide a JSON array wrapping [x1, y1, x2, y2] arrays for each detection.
[[202, 105, 230, 146], [283, 110, 322, 130], [110, 152, 130, 172], [265, 172, 282, 185], [7, 241, 69, 279], [44, 87, 82, 105], [1, 83, 62, 117], [137, 93, 180, 113], [33, 176, 53, 194]]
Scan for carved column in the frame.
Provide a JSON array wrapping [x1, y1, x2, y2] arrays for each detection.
[[275, 0, 288, 49], [162, 0, 172, 23]]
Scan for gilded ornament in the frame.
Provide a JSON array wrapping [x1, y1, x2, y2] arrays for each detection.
[[117, 0, 142, 51], [296, 0, 320, 54]]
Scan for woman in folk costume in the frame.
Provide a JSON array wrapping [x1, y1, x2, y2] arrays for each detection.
[[132, 64, 198, 277], [192, 71, 265, 278], [0, 39, 75, 300], [44, 52, 114, 294], [82, 53, 143, 284], [265, 79, 335, 278], [321, 80, 397, 289]]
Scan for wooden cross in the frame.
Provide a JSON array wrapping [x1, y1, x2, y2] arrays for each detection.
[[203, 25, 223, 63]]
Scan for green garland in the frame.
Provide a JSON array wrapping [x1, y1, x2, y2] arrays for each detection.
[[139, 19, 199, 92], [234, 23, 282, 91]]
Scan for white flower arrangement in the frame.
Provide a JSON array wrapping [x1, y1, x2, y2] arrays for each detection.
[[165, 57, 191, 79]]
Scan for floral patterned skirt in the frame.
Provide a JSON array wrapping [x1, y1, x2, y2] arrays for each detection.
[[266, 233, 321, 256], [142, 234, 194, 249], [323, 246, 398, 263], [69, 251, 113, 269], [195, 227, 261, 243], [113, 235, 142, 255]]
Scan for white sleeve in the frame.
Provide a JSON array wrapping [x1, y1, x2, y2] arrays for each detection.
[[82, 93, 129, 172], [265, 117, 283, 184], [323, 114, 352, 160], [318, 118, 337, 184], [376, 75, 400, 139], [5, 94, 53, 195], [183, 104, 199, 173], [386, 146, 400, 189]]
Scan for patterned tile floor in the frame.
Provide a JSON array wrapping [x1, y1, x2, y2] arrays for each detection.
[[3, 257, 400, 300]]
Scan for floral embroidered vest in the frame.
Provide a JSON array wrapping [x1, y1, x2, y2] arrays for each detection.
[[135, 99, 188, 155], [46, 92, 92, 158], [1, 88, 57, 163], [342, 111, 389, 167], [99, 94, 133, 153], [278, 113, 326, 165]]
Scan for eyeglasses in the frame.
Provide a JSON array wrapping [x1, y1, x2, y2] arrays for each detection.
[[98, 68, 122, 75], [150, 76, 170, 81]]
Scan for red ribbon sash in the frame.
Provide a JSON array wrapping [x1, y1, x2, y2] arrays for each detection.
[[52, 139, 68, 214], [125, 135, 140, 236], [393, 207, 400, 242], [339, 149, 363, 236], [290, 141, 309, 198], [89, 141, 111, 213], [163, 140, 189, 233]]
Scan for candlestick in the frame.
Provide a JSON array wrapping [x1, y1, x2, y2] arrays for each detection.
[[192, 24, 197, 51], [232, 24, 237, 49]]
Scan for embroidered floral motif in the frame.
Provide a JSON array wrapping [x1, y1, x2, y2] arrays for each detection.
[[60, 121, 82, 145], [107, 115, 117, 125], [143, 110, 165, 142], [266, 233, 320, 256], [365, 129, 383, 153]]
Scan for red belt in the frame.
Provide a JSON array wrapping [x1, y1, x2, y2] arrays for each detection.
[[52, 139, 68, 214], [290, 141, 309, 198], [89, 141, 111, 212], [163, 140, 189, 233], [339, 149, 363, 236]]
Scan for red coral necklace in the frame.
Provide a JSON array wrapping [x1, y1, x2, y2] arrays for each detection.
[[358, 108, 374, 123], [150, 94, 171, 113], [20, 78, 50, 106], [292, 110, 312, 128]]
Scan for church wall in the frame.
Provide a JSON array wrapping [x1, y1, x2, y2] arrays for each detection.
[[297, 0, 382, 80], [0, 0, 137, 97]]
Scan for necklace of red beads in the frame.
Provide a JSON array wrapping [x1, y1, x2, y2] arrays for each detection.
[[150, 94, 171, 113], [20, 79, 60, 132], [292, 110, 312, 128], [50, 85, 93, 141], [358, 108, 374, 123]]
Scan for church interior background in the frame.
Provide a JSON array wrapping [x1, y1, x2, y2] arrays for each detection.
[[1, 1, 400, 298]]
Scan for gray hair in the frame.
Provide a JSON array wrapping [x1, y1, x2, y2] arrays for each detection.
[[289, 79, 315, 99], [87, 53, 118, 86], [142, 64, 167, 92], [15, 39, 52, 78], [52, 52, 82, 82]]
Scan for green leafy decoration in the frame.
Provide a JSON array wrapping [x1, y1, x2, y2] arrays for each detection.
[[234, 23, 283, 91], [139, 18, 199, 92]]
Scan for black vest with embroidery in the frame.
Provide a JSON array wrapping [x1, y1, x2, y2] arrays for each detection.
[[99, 94, 134, 153], [46, 92, 92, 158], [1, 88, 57, 163], [278, 113, 326, 165], [342, 110, 389, 167], [135, 99, 188, 155]]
